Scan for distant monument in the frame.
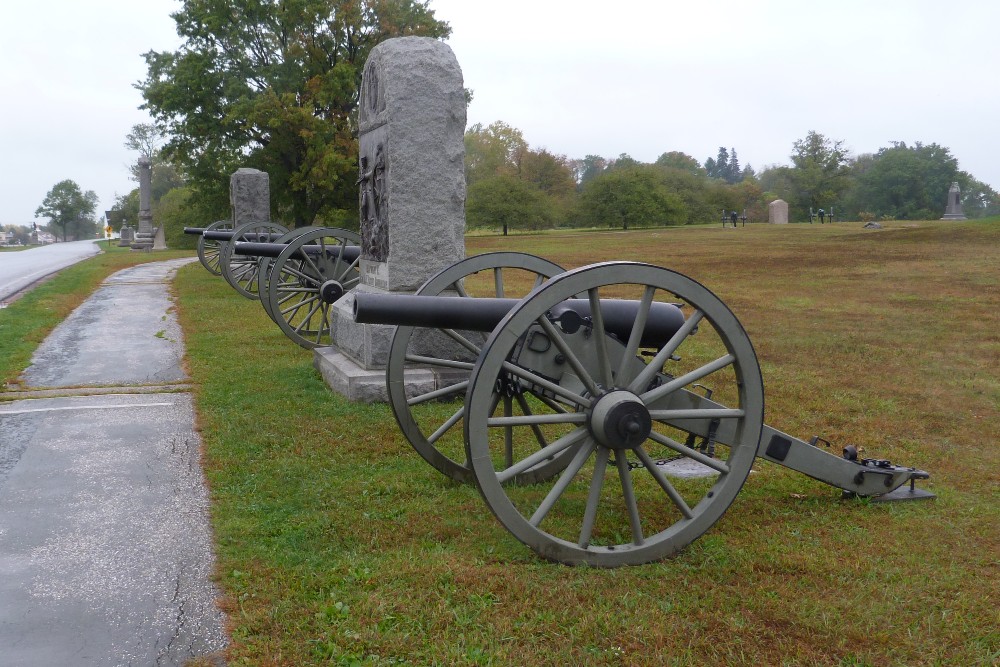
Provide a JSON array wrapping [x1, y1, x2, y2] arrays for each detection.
[[768, 199, 789, 224], [319, 36, 466, 401], [940, 182, 967, 220], [130, 157, 155, 251], [230, 168, 271, 225]]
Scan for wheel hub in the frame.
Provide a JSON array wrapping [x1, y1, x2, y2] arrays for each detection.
[[320, 280, 345, 303], [589, 390, 652, 449]]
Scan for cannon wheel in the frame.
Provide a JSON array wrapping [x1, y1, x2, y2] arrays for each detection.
[[221, 221, 289, 299], [257, 226, 323, 324], [197, 220, 232, 275], [387, 252, 570, 485], [265, 227, 361, 349], [464, 262, 765, 566]]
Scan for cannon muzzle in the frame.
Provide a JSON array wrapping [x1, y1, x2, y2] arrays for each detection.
[[183, 227, 208, 235], [353, 293, 685, 349]]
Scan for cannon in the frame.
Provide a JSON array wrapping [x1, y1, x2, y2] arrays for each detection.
[[350, 253, 933, 567], [184, 220, 291, 295], [184, 221, 232, 275], [186, 223, 362, 349], [231, 227, 361, 348]]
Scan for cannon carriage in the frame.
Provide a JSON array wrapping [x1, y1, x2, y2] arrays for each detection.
[[185, 238, 932, 566], [184, 224, 362, 348], [349, 253, 933, 567]]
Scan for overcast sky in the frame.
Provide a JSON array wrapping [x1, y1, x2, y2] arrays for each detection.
[[2, 0, 997, 225]]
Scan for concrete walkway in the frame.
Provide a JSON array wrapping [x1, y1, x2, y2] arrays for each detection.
[[0, 258, 227, 666]]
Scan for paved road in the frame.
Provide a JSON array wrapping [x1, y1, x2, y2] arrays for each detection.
[[0, 258, 228, 666], [0, 240, 102, 302]]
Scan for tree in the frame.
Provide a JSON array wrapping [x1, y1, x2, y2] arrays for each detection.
[[578, 166, 685, 229], [655, 151, 705, 176], [124, 123, 160, 159], [788, 131, 851, 219], [519, 149, 576, 199], [110, 190, 139, 230], [466, 175, 554, 234], [464, 121, 528, 186], [705, 147, 730, 180], [138, 0, 450, 227], [35, 180, 98, 241], [572, 154, 608, 186], [124, 123, 186, 200], [845, 142, 958, 219], [727, 148, 741, 184]]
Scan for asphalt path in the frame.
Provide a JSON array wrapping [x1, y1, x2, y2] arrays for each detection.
[[0, 240, 102, 302], [0, 258, 227, 666]]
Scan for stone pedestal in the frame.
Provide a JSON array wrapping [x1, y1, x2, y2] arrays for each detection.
[[131, 157, 155, 251], [940, 182, 967, 220], [768, 199, 789, 224], [230, 169, 270, 225], [320, 37, 466, 402]]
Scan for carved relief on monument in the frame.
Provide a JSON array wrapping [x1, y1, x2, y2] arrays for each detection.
[[358, 140, 388, 261], [359, 59, 386, 125]]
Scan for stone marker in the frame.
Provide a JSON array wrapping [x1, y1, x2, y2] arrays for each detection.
[[117, 225, 134, 247], [230, 168, 271, 225], [130, 157, 155, 251], [319, 36, 466, 402], [940, 182, 967, 220], [768, 199, 789, 224]]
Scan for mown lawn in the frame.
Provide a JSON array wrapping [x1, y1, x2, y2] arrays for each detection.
[[175, 220, 998, 666]]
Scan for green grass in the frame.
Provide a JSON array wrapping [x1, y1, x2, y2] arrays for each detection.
[[0, 242, 193, 387], [172, 219, 999, 666]]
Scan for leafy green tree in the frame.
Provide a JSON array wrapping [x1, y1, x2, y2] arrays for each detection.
[[466, 175, 554, 234], [155, 186, 200, 248], [609, 153, 640, 170], [788, 131, 851, 219], [846, 142, 959, 219], [464, 121, 528, 186], [520, 149, 576, 199], [655, 167, 716, 224], [959, 176, 1000, 218], [35, 180, 99, 241], [655, 151, 705, 176], [110, 190, 139, 230], [138, 0, 450, 227], [572, 154, 608, 186], [578, 166, 685, 229]]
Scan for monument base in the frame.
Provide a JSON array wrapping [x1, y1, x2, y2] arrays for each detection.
[[314, 346, 440, 403], [940, 214, 967, 220]]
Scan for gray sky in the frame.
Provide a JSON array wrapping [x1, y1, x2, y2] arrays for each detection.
[[2, 0, 997, 225]]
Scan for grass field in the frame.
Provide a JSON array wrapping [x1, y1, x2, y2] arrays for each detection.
[[169, 219, 998, 666]]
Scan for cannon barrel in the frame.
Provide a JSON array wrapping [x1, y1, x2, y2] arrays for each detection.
[[233, 241, 362, 262], [353, 293, 685, 349], [202, 230, 286, 242], [183, 226, 208, 235]]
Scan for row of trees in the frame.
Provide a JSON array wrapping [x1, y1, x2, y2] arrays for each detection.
[[464, 126, 1000, 233]]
